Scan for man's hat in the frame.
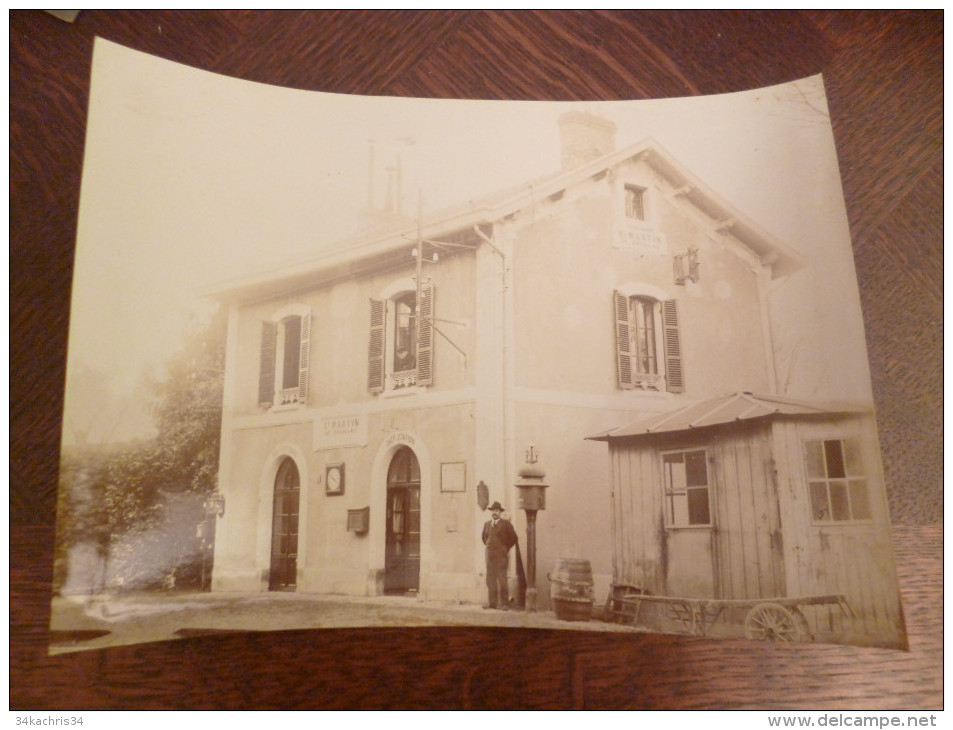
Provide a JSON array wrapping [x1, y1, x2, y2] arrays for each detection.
[[488, 501, 504, 512]]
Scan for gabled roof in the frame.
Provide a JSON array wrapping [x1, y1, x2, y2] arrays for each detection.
[[495, 137, 806, 279], [207, 134, 805, 302], [587, 391, 869, 441]]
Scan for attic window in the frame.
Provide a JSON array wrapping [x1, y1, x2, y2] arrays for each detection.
[[625, 185, 646, 221]]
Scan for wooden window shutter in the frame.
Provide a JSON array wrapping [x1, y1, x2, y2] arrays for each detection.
[[258, 320, 278, 408], [416, 281, 434, 386], [614, 290, 633, 389], [662, 299, 685, 393], [367, 298, 385, 393], [297, 310, 311, 404]]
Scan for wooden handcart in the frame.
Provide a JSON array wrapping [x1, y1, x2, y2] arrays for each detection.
[[605, 583, 854, 642]]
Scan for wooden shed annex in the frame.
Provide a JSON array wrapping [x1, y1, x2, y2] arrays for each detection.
[[587, 392, 905, 648]]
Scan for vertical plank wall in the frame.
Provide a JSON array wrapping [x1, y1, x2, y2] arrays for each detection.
[[609, 424, 785, 600], [610, 440, 663, 593], [709, 423, 785, 601], [771, 415, 904, 647]]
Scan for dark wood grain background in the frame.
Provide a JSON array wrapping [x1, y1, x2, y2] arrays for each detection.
[[11, 10, 942, 710]]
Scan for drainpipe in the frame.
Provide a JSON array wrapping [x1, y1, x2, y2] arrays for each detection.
[[474, 222, 512, 536], [474, 223, 508, 449], [755, 264, 779, 394]]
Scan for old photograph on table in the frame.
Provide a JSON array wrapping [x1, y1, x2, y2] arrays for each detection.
[[51, 38, 907, 653]]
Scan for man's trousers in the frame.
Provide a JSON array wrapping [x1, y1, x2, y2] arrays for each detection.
[[485, 547, 509, 608]]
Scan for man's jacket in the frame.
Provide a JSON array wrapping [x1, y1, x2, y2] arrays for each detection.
[[482, 517, 518, 552]]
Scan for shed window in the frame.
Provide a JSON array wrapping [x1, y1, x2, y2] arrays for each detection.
[[662, 448, 711, 527], [804, 439, 870, 522]]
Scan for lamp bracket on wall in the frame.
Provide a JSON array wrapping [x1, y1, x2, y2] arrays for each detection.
[[674, 246, 700, 285]]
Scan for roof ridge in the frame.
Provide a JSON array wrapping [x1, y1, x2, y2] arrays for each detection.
[[588, 390, 872, 441]]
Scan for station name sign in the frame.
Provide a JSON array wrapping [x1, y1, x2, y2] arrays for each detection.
[[314, 413, 367, 450], [615, 226, 666, 254], [385, 430, 416, 448]]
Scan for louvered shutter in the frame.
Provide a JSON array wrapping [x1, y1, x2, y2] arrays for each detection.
[[661, 299, 685, 393], [367, 298, 385, 393], [416, 281, 434, 386], [297, 311, 311, 404], [259, 320, 278, 407], [614, 291, 633, 389]]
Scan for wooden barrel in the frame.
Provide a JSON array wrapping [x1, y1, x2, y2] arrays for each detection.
[[549, 558, 594, 621]]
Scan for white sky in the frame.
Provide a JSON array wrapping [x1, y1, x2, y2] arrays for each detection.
[[63, 38, 870, 444]]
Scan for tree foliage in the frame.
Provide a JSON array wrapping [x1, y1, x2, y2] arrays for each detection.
[[147, 304, 227, 497], [54, 304, 226, 593]]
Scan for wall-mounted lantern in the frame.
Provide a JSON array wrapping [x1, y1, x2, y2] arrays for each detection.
[[477, 480, 490, 512], [674, 246, 700, 285], [199, 491, 225, 591], [514, 445, 549, 612], [204, 492, 226, 518]]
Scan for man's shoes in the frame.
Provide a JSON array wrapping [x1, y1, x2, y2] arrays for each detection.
[[482, 604, 496, 610], [500, 605, 510, 611]]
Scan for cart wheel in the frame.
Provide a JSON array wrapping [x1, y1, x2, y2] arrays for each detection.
[[744, 603, 803, 642], [791, 608, 812, 641]]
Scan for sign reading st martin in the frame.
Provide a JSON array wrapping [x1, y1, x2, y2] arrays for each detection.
[[314, 413, 367, 450]]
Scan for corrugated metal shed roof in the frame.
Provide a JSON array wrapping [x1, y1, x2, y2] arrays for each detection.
[[587, 392, 869, 441]]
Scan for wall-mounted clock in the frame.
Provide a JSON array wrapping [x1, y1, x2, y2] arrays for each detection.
[[326, 463, 345, 495]]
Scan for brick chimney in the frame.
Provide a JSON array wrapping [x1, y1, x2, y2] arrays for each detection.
[[558, 111, 616, 170]]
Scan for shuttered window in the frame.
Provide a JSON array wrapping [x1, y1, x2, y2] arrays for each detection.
[[258, 309, 311, 408], [369, 282, 434, 392], [614, 291, 633, 389], [631, 297, 658, 376], [282, 316, 301, 390], [393, 293, 417, 373], [416, 281, 434, 386], [296, 312, 311, 403], [367, 298, 386, 394], [661, 299, 684, 393], [614, 291, 684, 393], [258, 321, 278, 407]]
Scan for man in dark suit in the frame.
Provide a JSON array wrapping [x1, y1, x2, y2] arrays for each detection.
[[481, 501, 518, 610]]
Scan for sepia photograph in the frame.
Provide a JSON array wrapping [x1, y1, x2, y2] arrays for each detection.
[[50, 37, 907, 654]]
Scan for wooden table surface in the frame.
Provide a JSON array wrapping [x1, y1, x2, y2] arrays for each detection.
[[11, 10, 942, 710]]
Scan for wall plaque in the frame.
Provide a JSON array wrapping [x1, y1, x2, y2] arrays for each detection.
[[440, 461, 466, 493]]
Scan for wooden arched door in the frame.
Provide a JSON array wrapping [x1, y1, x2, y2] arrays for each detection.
[[384, 447, 421, 594], [269, 457, 300, 591]]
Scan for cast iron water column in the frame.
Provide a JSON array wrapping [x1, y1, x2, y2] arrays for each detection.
[[515, 446, 548, 612]]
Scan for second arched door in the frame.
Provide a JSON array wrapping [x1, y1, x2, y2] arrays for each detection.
[[384, 446, 420, 594]]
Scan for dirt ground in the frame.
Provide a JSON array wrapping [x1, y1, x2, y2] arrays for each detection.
[[49, 590, 645, 654]]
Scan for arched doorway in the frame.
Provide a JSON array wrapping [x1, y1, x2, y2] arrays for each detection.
[[384, 446, 421, 594], [269, 457, 300, 591]]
